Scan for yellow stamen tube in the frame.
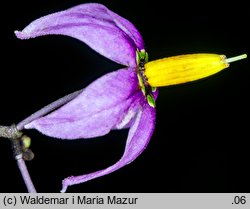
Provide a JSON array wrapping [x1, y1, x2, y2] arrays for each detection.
[[145, 53, 247, 87]]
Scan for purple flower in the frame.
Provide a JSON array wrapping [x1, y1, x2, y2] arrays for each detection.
[[15, 3, 158, 192], [14, 2, 247, 193]]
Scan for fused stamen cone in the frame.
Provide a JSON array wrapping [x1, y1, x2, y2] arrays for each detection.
[[144, 53, 247, 87]]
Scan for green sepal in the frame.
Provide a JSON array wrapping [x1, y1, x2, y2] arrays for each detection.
[[147, 94, 156, 108], [151, 87, 157, 92], [137, 72, 146, 95], [142, 50, 149, 63], [136, 49, 149, 65], [136, 49, 140, 65]]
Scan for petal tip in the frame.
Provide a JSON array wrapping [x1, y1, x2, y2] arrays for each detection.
[[14, 30, 28, 39], [60, 187, 67, 193], [61, 178, 70, 193]]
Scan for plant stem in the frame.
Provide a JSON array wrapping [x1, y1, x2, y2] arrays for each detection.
[[0, 125, 22, 139], [0, 125, 36, 192], [1, 89, 83, 192], [16, 157, 36, 193]]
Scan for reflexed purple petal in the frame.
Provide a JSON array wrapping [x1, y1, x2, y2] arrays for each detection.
[[106, 8, 144, 50], [24, 68, 140, 139], [61, 104, 156, 192], [15, 3, 144, 67]]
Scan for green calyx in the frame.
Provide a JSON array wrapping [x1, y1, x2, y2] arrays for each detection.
[[151, 87, 157, 92], [136, 49, 156, 108], [147, 94, 156, 108], [137, 72, 146, 96], [136, 49, 149, 65]]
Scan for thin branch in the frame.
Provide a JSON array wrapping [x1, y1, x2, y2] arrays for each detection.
[[0, 125, 22, 139], [0, 125, 37, 193], [0, 89, 82, 192]]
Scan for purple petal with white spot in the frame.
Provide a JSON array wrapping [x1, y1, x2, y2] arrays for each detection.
[[15, 3, 144, 67], [61, 104, 156, 192], [24, 68, 142, 139]]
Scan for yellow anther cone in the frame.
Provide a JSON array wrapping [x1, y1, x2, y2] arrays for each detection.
[[145, 53, 247, 87]]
